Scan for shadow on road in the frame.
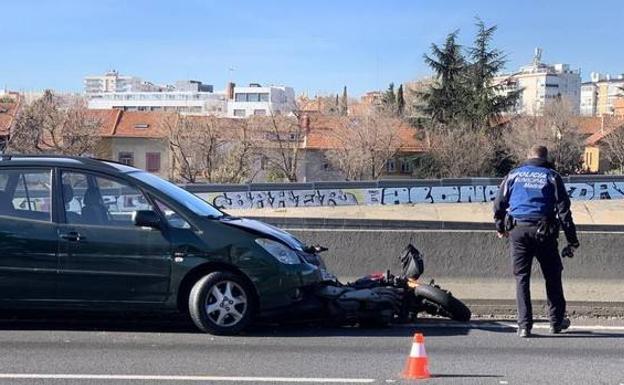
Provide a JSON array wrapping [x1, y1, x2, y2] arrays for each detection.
[[0, 311, 474, 337], [244, 322, 472, 338], [529, 330, 624, 339], [0, 312, 199, 333]]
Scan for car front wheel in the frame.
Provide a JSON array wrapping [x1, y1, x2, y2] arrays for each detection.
[[188, 271, 255, 335]]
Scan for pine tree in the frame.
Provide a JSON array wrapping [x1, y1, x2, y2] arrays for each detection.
[[381, 83, 396, 114], [397, 84, 405, 117], [340, 86, 348, 116], [420, 30, 467, 124], [466, 19, 519, 129]]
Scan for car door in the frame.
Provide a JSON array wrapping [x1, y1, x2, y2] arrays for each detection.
[[57, 170, 172, 302], [0, 168, 59, 301]]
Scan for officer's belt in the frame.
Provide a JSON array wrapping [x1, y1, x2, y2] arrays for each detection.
[[515, 219, 541, 226]]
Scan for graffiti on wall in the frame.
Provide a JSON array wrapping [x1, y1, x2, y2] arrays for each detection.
[[202, 189, 359, 210], [201, 181, 624, 209]]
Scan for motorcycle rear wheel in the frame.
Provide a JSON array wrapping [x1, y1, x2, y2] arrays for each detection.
[[414, 284, 471, 322]]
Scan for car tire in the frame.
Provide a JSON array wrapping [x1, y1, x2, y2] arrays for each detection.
[[414, 284, 471, 322], [188, 271, 255, 335]]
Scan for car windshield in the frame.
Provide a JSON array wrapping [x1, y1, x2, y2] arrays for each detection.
[[129, 171, 224, 218]]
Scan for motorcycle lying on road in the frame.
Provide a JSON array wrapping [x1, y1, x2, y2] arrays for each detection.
[[268, 244, 471, 327]]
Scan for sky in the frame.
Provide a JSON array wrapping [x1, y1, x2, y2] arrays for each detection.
[[1, 0, 623, 96]]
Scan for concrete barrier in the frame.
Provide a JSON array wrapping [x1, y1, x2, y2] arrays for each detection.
[[288, 229, 624, 280]]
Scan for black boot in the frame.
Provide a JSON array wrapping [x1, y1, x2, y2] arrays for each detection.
[[550, 318, 570, 334]]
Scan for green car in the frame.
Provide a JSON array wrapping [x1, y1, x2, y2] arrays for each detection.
[[0, 155, 325, 334]]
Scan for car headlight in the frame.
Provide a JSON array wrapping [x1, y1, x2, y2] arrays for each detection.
[[255, 238, 301, 265]]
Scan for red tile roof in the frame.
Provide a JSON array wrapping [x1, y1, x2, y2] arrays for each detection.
[[107, 111, 172, 138], [94, 111, 426, 152], [303, 114, 425, 152], [585, 118, 624, 145]]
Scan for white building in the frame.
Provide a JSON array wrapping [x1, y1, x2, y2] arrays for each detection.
[[495, 49, 581, 116], [226, 84, 296, 118], [85, 72, 225, 115], [580, 82, 598, 116], [85, 73, 296, 117], [87, 91, 227, 115], [84, 70, 166, 94], [581, 72, 624, 116]]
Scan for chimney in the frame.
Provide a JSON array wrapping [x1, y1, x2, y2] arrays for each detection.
[[301, 113, 311, 132], [226, 82, 235, 100]]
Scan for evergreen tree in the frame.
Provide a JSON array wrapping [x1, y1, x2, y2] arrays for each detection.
[[420, 30, 467, 124], [383, 83, 396, 105], [397, 84, 405, 117], [466, 19, 519, 130], [340, 86, 348, 116]]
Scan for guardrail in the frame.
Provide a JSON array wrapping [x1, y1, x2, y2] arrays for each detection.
[[180, 176, 624, 210]]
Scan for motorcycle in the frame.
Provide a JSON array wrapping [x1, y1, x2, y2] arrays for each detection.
[[273, 244, 471, 327]]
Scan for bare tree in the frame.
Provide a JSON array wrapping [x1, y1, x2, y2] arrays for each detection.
[[250, 113, 305, 182], [426, 123, 494, 178], [166, 114, 254, 184], [325, 111, 403, 180], [504, 98, 584, 174], [8, 90, 101, 156], [602, 124, 624, 173]]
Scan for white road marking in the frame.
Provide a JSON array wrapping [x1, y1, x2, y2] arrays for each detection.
[[0, 374, 375, 383], [400, 322, 624, 332]]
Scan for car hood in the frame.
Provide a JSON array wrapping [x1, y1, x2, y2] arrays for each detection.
[[218, 217, 304, 251]]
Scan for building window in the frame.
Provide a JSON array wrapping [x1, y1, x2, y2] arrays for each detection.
[[246, 93, 259, 102], [233, 109, 246, 117], [235, 93, 246, 102], [118, 152, 134, 166], [254, 109, 267, 116], [259, 93, 269, 102], [386, 159, 396, 173], [146, 152, 161, 173], [400, 159, 413, 174]]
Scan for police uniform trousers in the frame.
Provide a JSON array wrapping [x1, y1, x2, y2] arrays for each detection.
[[509, 224, 566, 329]]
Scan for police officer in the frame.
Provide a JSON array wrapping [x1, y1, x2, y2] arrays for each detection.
[[493, 145, 579, 338]]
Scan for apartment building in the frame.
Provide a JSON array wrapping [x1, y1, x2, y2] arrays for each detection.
[[580, 72, 624, 116], [226, 84, 295, 118], [88, 90, 227, 115], [495, 49, 581, 115], [580, 82, 598, 116], [84, 70, 167, 94]]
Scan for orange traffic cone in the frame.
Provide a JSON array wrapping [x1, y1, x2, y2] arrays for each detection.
[[403, 333, 431, 380]]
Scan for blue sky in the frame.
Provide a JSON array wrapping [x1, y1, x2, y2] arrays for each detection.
[[1, 0, 623, 96]]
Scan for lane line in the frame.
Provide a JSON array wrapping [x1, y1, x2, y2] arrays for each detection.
[[0, 374, 375, 383], [400, 322, 624, 331]]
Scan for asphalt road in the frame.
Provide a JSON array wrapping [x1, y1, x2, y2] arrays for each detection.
[[0, 315, 622, 385]]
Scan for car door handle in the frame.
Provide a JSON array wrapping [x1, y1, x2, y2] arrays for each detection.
[[60, 232, 85, 242]]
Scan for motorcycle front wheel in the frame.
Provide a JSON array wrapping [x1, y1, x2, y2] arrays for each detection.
[[414, 284, 471, 322]]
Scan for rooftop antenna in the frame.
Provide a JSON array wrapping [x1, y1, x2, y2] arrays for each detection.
[[533, 47, 543, 66]]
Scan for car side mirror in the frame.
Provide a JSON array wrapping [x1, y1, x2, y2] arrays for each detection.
[[133, 210, 161, 229]]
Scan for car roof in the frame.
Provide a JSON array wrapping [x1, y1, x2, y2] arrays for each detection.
[[0, 154, 140, 174]]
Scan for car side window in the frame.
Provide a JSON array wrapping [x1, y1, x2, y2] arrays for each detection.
[[154, 198, 192, 230], [0, 169, 52, 222], [61, 171, 153, 227]]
